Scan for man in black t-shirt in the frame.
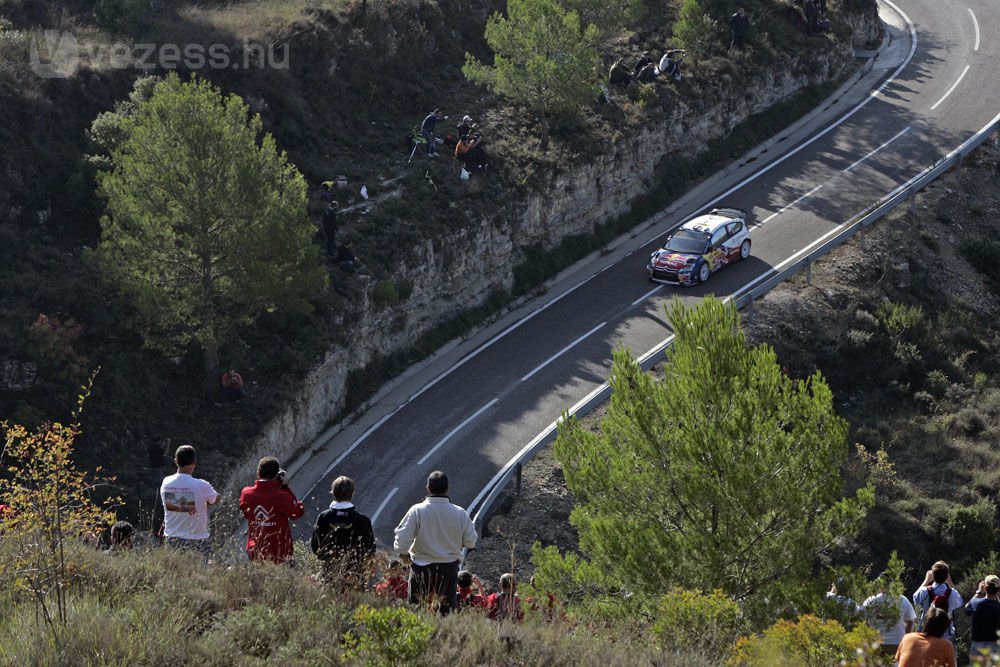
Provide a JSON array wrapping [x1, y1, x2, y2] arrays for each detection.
[[966, 575, 1000, 660]]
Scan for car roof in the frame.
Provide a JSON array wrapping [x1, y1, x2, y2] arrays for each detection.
[[679, 213, 742, 235]]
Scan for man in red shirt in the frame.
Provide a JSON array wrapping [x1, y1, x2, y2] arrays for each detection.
[[239, 457, 304, 563]]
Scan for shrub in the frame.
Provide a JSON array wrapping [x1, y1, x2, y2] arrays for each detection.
[[942, 501, 996, 570], [343, 605, 434, 667], [372, 280, 401, 308], [673, 0, 719, 55], [652, 588, 743, 660], [728, 614, 879, 666]]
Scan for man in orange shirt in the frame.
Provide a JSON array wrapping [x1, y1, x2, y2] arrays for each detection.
[[896, 607, 957, 667]]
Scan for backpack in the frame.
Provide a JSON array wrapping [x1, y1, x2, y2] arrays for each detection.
[[927, 584, 952, 612]]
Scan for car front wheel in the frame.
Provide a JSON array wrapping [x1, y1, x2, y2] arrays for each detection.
[[698, 262, 711, 283], [740, 239, 751, 260]]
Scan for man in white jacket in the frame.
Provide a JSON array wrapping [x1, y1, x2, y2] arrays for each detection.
[[394, 470, 478, 614]]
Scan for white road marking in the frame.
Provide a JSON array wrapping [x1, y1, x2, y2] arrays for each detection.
[[418, 398, 499, 465], [969, 8, 980, 51], [843, 126, 911, 173], [631, 285, 662, 306], [321, 410, 398, 478], [371, 487, 398, 527], [521, 322, 607, 383], [931, 65, 971, 111], [757, 185, 825, 226], [640, 0, 917, 249]]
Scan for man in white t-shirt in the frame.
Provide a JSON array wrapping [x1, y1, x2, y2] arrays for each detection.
[[863, 573, 917, 657], [160, 445, 220, 562]]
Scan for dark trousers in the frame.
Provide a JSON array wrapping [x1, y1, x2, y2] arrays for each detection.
[[409, 560, 459, 614]]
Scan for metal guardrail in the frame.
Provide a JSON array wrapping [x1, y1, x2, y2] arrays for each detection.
[[468, 117, 1000, 539]]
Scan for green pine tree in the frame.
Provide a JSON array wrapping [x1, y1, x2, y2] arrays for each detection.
[[463, 0, 600, 150], [542, 297, 874, 603], [92, 73, 326, 374]]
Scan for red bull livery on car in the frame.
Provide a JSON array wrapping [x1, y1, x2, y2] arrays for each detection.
[[646, 208, 751, 285]]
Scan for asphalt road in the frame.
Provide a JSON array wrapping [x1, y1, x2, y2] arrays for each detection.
[[292, 0, 1000, 549]]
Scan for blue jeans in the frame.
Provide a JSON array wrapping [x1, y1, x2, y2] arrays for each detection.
[[421, 128, 436, 155], [971, 641, 997, 662], [166, 537, 212, 564]]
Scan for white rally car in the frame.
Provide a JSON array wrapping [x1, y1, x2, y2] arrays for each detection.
[[646, 208, 751, 285]]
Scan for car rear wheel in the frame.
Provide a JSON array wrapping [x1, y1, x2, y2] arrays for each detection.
[[698, 262, 711, 283], [740, 239, 751, 260]]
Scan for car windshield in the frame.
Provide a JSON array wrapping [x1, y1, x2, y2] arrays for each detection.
[[665, 229, 709, 254]]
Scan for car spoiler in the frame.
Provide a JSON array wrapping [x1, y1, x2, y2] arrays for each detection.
[[709, 207, 748, 220]]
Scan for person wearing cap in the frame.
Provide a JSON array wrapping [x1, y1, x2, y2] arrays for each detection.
[[457, 115, 474, 141], [861, 572, 916, 658], [965, 575, 1000, 662]]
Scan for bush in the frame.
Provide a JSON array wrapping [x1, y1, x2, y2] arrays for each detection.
[[729, 614, 879, 666], [372, 280, 401, 308], [652, 588, 743, 660], [343, 605, 434, 667]]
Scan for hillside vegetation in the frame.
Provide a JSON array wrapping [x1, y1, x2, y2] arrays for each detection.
[[0, 0, 868, 515]]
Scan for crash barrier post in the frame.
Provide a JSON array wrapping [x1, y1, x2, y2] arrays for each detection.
[[806, 258, 812, 286], [910, 188, 917, 219], [515, 463, 522, 496], [466, 116, 1000, 540]]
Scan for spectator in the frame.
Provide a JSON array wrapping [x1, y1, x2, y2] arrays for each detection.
[[457, 115, 475, 141], [657, 49, 685, 81], [375, 560, 410, 600], [965, 575, 1000, 663], [106, 520, 135, 553], [526, 575, 558, 621], [633, 52, 653, 73], [335, 241, 356, 274], [319, 181, 336, 204], [393, 470, 477, 615], [862, 573, 917, 658], [310, 475, 376, 588], [147, 435, 170, 468], [896, 607, 957, 667], [322, 200, 339, 258], [456, 570, 488, 611], [239, 457, 304, 564], [420, 108, 447, 157], [220, 369, 246, 401], [730, 8, 750, 49], [913, 560, 963, 640], [160, 445, 220, 562], [804, 0, 818, 36], [487, 573, 524, 622], [635, 62, 659, 83], [455, 134, 489, 173], [609, 58, 632, 85]]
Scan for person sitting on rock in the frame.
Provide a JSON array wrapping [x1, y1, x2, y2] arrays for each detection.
[[220, 369, 247, 401], [609, 58, 632, 85], [658, 49, 685, 81], [635, 62, 659, 83], [457, 115, 475, 141], [455, 134, 489, 173]]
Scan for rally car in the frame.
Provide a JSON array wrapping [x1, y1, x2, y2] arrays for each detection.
[[646, 208, 751, 285]]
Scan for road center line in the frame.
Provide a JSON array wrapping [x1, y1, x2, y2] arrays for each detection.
[[520, 322, 607, 383], [931, 65, 971, 111], [370, 487, 398, 527], [631, 285, 662, 306], [757, 184, 825, 226], [843, 126, 911, 173], [418, 398, 499, 465], [969, 8, 980, 51]]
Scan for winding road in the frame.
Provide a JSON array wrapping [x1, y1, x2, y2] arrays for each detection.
[[291, 0, 1000, 549]]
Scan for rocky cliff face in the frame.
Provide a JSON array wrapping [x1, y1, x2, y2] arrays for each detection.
[[224, 36, 862, 495]]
